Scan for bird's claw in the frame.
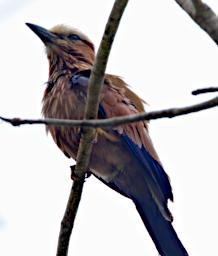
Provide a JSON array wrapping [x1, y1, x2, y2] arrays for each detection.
[[70, 165, 92, 181]]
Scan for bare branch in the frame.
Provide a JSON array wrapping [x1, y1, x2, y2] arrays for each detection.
[[174, 0, 218, 44], [56, 1, 129, 256], [1, 96, 218, 129], [192, 87, 218, 95]]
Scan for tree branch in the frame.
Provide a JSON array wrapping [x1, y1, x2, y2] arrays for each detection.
[[73, 0, 129, 179], [56, 179, 84, 256], [192, 86, 218, 95], [56, 1, 129, 256], [1, 95, 218, 129], [174, 0, 218, 45]]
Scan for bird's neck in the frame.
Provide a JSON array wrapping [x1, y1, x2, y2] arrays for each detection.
[[44, 51, 94, 99], [48, 50, 94, 77]]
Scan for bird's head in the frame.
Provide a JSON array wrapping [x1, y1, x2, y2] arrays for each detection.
[[26, 23, 95, 74]]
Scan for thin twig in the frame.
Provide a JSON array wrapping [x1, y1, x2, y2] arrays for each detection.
[[174, 0, 218, 45], [1, 95, 218, 129], [192, 87, 218, 95], [56, 1, 129, 256]]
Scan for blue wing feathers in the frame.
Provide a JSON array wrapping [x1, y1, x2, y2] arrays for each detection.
[[121, 134, 173, 202], [98, 103, 173, 202]]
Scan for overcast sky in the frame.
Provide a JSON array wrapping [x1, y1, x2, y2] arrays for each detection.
[[1, 1, 218, 255]]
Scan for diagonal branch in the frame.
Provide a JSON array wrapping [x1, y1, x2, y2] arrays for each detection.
[[73, 0, 129, 180], [56, 179, 84, 256], [1, 95, 218, 128], [174, 0, 218, 44], [56, 1, 129, 256]]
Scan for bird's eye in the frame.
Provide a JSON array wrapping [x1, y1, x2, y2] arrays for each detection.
[[68, 34, 81, 41]]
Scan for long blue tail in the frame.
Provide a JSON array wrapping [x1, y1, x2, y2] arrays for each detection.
[[133, 194, 188, 256]]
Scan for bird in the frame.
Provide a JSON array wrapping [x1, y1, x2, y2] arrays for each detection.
[[26, 22, 188, 256]]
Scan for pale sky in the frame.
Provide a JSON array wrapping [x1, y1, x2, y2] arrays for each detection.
[[1, 1, 218, 255]]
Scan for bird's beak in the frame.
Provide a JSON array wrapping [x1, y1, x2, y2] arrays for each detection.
[[26, 23, 57, 44]]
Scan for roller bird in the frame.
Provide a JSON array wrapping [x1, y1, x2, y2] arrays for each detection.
[[26, 23, 188, 256]]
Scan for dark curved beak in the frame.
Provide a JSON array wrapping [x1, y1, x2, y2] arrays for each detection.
[[26, 23, 57, 44]]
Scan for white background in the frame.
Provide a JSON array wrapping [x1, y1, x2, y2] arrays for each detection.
[[0, 1, 218, 255]]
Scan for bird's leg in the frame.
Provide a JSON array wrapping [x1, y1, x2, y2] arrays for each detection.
[[70, 165, 92, 181]]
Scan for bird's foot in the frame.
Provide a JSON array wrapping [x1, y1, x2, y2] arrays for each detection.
[[70, 165, 92, 181]]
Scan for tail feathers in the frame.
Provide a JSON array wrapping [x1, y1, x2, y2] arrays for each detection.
[[134, 197, 188, 256]]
